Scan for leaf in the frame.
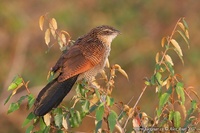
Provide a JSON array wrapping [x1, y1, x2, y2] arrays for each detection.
[[171, 39, 183, 56], [169, 111, 174, 121], [82, 100, 90, 113], [177, 30, 190, 48], [26, 125, 34, 133], [8, 75, 23, 90], [108, 110, 117, 132], [61, 33, 66, 45], [22, 112, 36, 127], [50, 28, 56, 39], [18, 95, 28, 105], [165, 61, 174, 75], [181, 104, 186, 119], [62, 116, 69, 130], [54, 108, 63, 128], [57, 37, 63, 49], [27, 94, 35, 109], [182, 18, 189, 30], [173, 48, 184, 64], [75, 111, 82, 124], [178, 22, 185, 31], [106, 96, 114, 106], [114, 64, 129, 80], [39, 117, 47, 130], [165, 54, 174, 66], [155, 52, 159, 63], [155, 72, 162, 85], [4, 93, 12, 105], [43, 113, 51, 126], [175, 82, 185, 104], [95, 120, 102, 133], [161, 37, 166, 47], [96, 104, 104, 121], [61, 30, 71, 36], [50, 18, 57, 30], [174, 111, 181, 128], [159, 93, 170, 109], [45, 28, 51, 45], [39, 15, 45, 31], [7, 102, 19, 114], [185, 29, 190, 39]]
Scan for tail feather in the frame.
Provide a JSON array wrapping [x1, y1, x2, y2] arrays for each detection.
[[33, 75, 78, 116]]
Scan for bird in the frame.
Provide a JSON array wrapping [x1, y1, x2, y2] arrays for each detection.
[[33, 25, 120, 116]]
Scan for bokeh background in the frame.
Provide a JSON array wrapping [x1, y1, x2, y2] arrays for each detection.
[[1, 0, 200, 132]]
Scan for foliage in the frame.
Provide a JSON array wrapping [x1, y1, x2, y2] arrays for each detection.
[[4, 16, 200, 133]]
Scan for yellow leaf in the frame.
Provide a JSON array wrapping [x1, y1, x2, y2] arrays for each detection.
[[161, 37, 166, 47], [114, 64, 129, 80], [43, 113, 51, 126], [61, 33, 66, 45], [39, 15, 44, 31], [155, 52, 159, 63], [62, 116, 69, 130], [165, 54, 174, 66], [185, 30, 189, 39], [61, 30, 71, 39], [100, 70, 108, 81], [170, 39, 183, 56], [105, 58, 110, 68], [50, 29, 56, 39], [178, 22, 185, 31], [50, 18, 57, 30], [58, 37, 63, 49], [45, 29, 51, 45]]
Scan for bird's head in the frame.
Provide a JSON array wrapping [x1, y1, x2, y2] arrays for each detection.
[[90, 25, 120, 45]]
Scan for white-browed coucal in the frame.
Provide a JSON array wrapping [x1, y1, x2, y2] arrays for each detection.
[[33, 25, 120, 116]]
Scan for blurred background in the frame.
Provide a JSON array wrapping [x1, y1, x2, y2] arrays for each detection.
[[1, 0, 200, 132]]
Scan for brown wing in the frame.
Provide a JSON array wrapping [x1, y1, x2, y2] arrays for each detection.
[[52, 43, 102, 82]]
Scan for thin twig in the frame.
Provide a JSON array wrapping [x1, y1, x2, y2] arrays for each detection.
[[123, 85, 147, 129]]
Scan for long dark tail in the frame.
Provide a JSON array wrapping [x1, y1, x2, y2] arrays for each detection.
[[33, 75, 78, 116]]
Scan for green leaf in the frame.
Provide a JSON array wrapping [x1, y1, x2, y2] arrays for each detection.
[[165, 61, 174, 75], [191, 100, 197, 109], [108, 110, 118, 132], [8, 83, 18, 91], [8, 75, 23, 90], [169, 111, 174, 121], [4, 93, 12, 105], [39, 117, 46, 130], [156, 108, 162, 117], [159, 93, 170, 110], [95, 88, 101, 99], [175, 82, 185, 104], [25, 125, 34, 133], [7, 102, 20, 114], [174, 111, 181, 128], [27, 94, 35, 109], [150, 75, 156, 85], [106, 96, 114, 106], [95, 120, 102, 133], [22, 112, 36, 127], [75, 111, 82, 124], [81, 99, 90, 113], [54, 108, 63, 128], [96, 104, 104, 121], [182, 18, 189, 30], [155, 72, 163, 85], [18, 95, 28, 105]]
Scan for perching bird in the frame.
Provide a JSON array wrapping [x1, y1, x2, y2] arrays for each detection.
[[33, 25, 120, 116]]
